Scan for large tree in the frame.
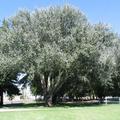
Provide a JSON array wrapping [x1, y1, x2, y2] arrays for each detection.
[[1, 6, 90, 106], [0, 5, 119, 106]]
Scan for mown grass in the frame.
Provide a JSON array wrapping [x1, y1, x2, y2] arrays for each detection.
[[0, 104, 120, 120]]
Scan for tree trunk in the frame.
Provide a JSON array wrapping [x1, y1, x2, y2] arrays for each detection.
[[0, 90, 3, 106], [45, 94, 53, 107], [99, 97, 104, 103], [52, 95, 58, 104]]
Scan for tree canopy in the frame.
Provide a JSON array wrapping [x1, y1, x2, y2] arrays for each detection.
[[0, 5, 120, 106]]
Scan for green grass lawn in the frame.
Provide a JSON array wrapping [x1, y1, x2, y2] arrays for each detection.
[[0, 104, 120, 120]]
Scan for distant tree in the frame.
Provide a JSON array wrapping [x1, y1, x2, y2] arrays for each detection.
[[111, 40, 120, 96]]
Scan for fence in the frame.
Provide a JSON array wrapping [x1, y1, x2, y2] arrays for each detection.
[[105, 97, 120, 104]]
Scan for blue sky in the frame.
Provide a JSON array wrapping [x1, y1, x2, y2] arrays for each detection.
[[0, 0, 120, 33]]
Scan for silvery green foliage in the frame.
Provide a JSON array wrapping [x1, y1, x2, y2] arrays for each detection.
[[0, 5, 119, 103], [0, 6, 90, 102]]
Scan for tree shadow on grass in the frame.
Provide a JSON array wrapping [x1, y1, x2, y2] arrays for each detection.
[[2, 102, 45, 109], [54, 102, 103, 108], [1, 101, 103, 109]]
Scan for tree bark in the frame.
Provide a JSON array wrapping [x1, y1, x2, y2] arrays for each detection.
[[45, 94, 53, 107]]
